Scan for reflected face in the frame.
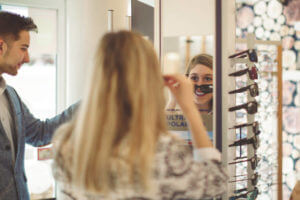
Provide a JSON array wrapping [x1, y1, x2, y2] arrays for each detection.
[[0, 31, 30, 76], [188, 64, 213, 108]]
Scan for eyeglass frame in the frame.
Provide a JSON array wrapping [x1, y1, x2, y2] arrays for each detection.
[[228, 82, 259, 97], [229, 173, 259, 186], [194, 84, 213, 94], [229, 121, 260, 135], [228, 154, 260, 170], [230, 187, 259, 200], [228, 49, 258, 63], [228, 100, 258, 114], [185, 73, 213, 94], [229, 135, 260, 150], [228, 65, 258, 80]]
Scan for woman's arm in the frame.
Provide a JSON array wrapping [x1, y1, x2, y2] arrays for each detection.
[[165, 89, 177, 110]]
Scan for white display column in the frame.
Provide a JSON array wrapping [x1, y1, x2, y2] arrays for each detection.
[[218, 0, 236, 199], [66, 0, 129, 106]]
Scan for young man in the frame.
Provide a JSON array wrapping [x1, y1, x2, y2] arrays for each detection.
[[0, 11, 77, 200]]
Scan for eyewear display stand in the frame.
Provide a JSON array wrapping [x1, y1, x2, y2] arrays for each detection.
[[228, 34, 257, 198], [235, 36, 283, 200], [216, 1, 282, 200]]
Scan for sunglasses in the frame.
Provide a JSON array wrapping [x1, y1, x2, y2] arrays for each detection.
[[229, 121, 260, 135], [229, 154, 260, 170], [194, 84, 213, 94], [228, 100, 258, 114], [229, 173, 259, 186], [228, 49, 258, 63], [234, 187, 248, 194], [228, 65, 258, 80], [229, 135, 260, 150], [230, 187, 259, 200], [228, 82, 259, 97]]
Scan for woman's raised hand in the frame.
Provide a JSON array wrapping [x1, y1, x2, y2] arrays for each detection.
[[163, 74, 196, 112]]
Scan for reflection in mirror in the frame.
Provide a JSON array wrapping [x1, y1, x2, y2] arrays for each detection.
[[131, 0, 215, 144], [164, 36, 214, 142]]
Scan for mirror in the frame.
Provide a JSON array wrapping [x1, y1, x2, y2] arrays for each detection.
[[130, 0, 216, 143], [164, 36, 214, 141], [161, 0, 216, 143]]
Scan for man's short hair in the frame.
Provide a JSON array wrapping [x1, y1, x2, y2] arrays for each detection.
[[0, 11, 38, 41]]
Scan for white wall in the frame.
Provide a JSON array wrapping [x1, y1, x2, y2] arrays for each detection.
[[162, 0, 215, 36], [66, 0, 129, 105]]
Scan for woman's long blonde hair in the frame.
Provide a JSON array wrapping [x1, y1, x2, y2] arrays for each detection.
[[67, 31, 167, 193]]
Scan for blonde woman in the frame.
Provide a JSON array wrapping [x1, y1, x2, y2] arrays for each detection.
[[52, 31, 228, 200]]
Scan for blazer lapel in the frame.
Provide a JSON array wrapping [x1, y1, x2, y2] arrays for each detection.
[[5, 88, 19, 156]]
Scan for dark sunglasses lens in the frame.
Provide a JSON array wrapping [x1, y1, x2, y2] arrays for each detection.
[[249, 50, 258, 62], [249, 67, 258, 80], [252, 178, 258, 186], [247, 102, 257, 114], [249, 84, 259, 97], [199, 84, 213, 94]]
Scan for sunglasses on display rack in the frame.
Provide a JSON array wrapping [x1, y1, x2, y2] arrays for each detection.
[[228, 49, 258, 63], [228, 82, 259, 97], [229, 135, 260, 150], [234, 186, 259, 194], [229, 173, 259, 187], [194, 84, 213, 94], [233, 187, 248, 194], [229, 154, 260, 170], [229, 187, 259, 200], [229, 121, 260, 135], [228, 100, 258, 114], [228, 65, 258, 80]]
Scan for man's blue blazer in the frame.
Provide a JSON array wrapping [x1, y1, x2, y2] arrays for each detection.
[[0, 85, 77, 200]]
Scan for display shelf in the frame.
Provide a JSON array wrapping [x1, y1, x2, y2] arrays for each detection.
[[232, 36, 283, 200]]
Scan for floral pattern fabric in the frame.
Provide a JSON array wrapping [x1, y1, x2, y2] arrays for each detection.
[[52, 134, 228, 200]]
